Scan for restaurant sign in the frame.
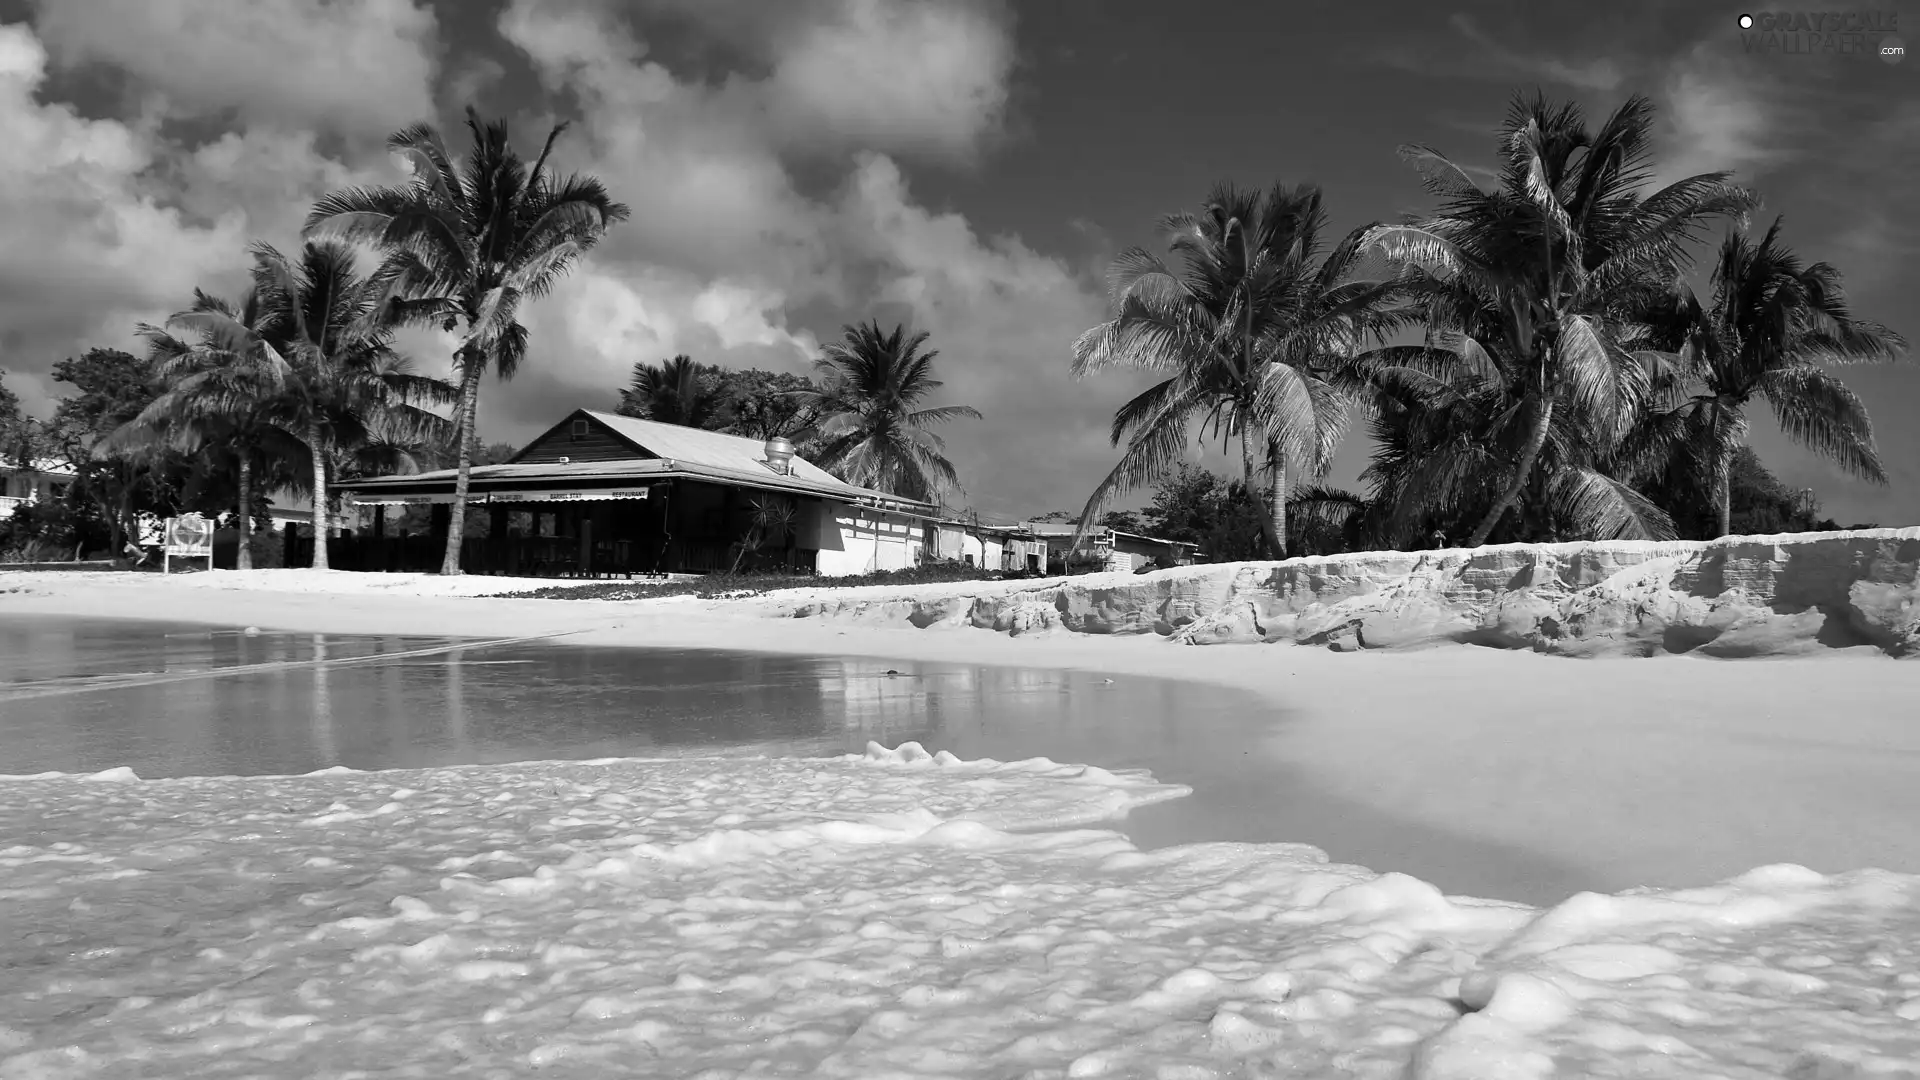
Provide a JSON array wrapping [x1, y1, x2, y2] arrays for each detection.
[[488, 488, 651, 502]]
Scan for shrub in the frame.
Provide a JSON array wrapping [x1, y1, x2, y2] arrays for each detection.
[[0, 501, 82, 563]]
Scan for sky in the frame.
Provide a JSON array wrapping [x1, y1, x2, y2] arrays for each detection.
[[0, 0, 1913, 524]]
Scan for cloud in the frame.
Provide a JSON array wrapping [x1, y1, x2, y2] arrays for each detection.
[[761, 0, 1013, 163], [27, 0, 440, 140], [1650, 44, 1806, 185], [477, 0, 1116, 512], [2, 0, 1119, 516], [0, 24, 246, 416], [1447, 14, 1626, 92]]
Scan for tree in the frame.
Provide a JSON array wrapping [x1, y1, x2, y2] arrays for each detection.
[[1641, 218, 1905, 537], [713, 368, 821, 441], [48, 348, 182, 557], [1367, 92, 1757, 547], [475, 442, 519, 466], [619, 355, 726, 427], [150, 243, 457, 569], [802, 321, 981, 502], [1346, 324, 1678, 545], [1073, 182, 1404, 559], [305, 108, 630, 575], [0, 370, 39, 470], [124, 289, 297, 569]]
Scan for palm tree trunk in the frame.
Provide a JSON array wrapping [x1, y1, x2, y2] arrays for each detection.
[[1467, 394, 1555, 547], [1268, 444, 1288, 560], [1240, 425, 1283, 559], [441, 358, 484, 577], [236, 450, 253, 571], [307, 420, 329, 571], [1716, 442, 1736, 539]]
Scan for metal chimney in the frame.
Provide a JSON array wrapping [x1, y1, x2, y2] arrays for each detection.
[[764, 436, 796, 475]]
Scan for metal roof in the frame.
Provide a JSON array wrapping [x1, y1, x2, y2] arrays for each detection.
[[578, 411, 851, 488], [337, 449, 934, 512]]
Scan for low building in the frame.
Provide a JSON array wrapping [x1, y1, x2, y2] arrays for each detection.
[[332, 409, 936, 577], [923, 511, 1034, 571], [1022, 521, 1200, 574], [0, 458, 76, 519]]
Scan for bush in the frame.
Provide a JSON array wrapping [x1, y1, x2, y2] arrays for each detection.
[[0, 501, 83, 563], [499, 560, 1014, 601]]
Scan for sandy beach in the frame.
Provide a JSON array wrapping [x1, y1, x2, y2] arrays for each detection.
[[6, 568, 1918, 899]]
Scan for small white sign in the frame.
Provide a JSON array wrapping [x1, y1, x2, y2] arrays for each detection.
[[162, 513, 214, 574], [164, 514, 212, 555]]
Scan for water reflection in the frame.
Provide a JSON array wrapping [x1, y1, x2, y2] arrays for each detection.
[[0, 617, 1258, 785]]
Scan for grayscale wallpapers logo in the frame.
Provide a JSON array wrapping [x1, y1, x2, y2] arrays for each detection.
[[1735, 10, 1905, 62]]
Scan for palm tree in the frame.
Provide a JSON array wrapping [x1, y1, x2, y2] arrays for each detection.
[[802, 321, 981, 503], [1072, 182, 1406, 558], [619, 355, 726, 427], [1367, 92, 1757, 547], [124, 289, 297, 569], [1346, 325, 1677, 544], [150, 243, 456, 569], [303, 108, 630, 575], [1641, 218, 1905, 537]]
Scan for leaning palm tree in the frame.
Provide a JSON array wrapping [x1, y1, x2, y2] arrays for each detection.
[[801, 321, 981, 503], [1366, 92, 1758, 547], [1072, 182, 1407, 558], [1639, 218, 1905, 537], [153, 243, 457, 569], [304, 108, 630, 575], [619, 355, 726, 427]]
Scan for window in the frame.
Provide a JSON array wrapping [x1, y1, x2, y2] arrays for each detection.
[[47, 483, 67, 499], [570, 418, 590, 441], [964, 553, 974, 567]]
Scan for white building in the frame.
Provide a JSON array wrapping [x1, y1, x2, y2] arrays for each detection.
[[0, 458, 76, 519]]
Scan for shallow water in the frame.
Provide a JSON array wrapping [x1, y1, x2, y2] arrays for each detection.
[[0, 613, 1585, 903]]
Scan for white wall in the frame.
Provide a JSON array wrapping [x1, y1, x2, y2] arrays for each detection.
[[930, 524, 1006, 568], [814, 505, 920, 576]]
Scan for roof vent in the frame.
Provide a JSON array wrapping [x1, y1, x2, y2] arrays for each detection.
[[763, 437, 796, 476]]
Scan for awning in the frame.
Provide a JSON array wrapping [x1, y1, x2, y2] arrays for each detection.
[[489, 488, 651, 503], [351, 488, 652, 507]]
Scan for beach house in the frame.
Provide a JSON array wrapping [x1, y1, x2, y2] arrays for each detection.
[[331, 409, 935, 577], [923, 511, 1036, 571], [0, 458, 76, 520], [1022, 521, 1201, 574]]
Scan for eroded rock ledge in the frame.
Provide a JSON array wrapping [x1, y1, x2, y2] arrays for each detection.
[[785, 528, 1920, 657]]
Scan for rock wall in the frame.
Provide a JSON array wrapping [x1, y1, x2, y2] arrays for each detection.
[[784, 528, 1920, 657]]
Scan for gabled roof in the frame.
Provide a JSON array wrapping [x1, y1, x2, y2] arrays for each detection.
[[523, 410, 850, 488], [342, 408, 935, 511]]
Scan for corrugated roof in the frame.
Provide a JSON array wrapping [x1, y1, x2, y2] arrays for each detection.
[[337, 408, 936, 510], [582, 411, 848, 487], [339, 451, 933, 510]]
